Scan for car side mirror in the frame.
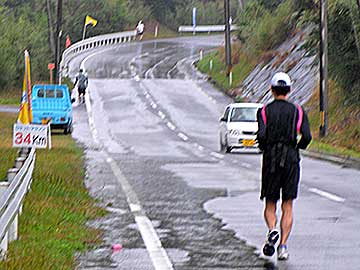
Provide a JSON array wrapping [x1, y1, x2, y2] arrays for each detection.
[[220, 117, 227, 122]]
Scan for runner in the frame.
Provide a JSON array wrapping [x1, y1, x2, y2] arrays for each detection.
[[74, 69, 88, 103], [257, 72, 312, 260]]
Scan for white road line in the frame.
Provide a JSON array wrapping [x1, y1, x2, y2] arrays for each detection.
[[84, 93, 100, 145], [135, 216, 174, 269], [166, 122, 176, 131], [177, 133, 189, 141], [81, 55, 174, 270], [210, 152, 225, 159], [107, 155, 174, 269], [309, 188, 345, 203], [151, 103, 158, 109], [158, 111, 166, 119]]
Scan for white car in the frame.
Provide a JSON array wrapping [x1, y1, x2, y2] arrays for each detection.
[[219, 102, 263, 153]]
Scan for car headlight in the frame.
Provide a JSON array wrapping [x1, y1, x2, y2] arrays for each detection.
[[229, 129, 240, 136]]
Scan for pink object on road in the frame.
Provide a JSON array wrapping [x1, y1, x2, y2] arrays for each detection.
[[112, 244, 123, 252]]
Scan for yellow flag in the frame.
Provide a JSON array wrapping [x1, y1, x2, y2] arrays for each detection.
[[85, 15, 97, 27], [17, 50, 32, 124]]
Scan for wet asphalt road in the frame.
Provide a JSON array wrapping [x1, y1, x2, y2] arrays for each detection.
[[68, 36, 360, 270]]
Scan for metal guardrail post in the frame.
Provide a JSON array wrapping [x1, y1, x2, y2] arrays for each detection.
[[18, 148, 30, 158], [7, 168, 18, 182], [0, 179, 10, 258], [6, 168, 21, 243], [0, 232, 8, 260], [15, 157, 26, 169], [8, 215, 18, 242]]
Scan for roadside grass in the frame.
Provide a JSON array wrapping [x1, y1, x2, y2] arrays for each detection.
[[0, 89, 20, 105], [306, 80, 360, 159], [196, 47, 257, 93], [0, 112, 106, 270]]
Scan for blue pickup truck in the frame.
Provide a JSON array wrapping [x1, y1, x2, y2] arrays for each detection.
[[31, 84, 73, 134]]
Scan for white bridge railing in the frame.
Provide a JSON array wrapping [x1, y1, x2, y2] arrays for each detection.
[[178, 25, 239, 33], [0, 148, 36, 258], [60, 30, 137, 78]]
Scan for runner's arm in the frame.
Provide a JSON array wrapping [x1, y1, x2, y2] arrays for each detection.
[[297, 109, 312, 149], [257, 108, 267, 151]]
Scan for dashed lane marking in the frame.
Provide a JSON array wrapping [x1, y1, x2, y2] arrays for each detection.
[[309, 188, 345, 203], [166, 122, 176, 131], [158, 111, 166, 119], [177, 133, 189, 141]]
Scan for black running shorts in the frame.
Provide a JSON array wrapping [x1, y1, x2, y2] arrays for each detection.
[[260, 154, 300, 202], [78, 86, 86, 95]]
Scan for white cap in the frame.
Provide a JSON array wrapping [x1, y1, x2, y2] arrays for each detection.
[[271, 72, 292, 87]]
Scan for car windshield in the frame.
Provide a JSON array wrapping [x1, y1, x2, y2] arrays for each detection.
[[230, 107, 258, 122]]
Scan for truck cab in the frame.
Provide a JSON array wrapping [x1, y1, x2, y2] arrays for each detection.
[[32, 84, 73, 134]]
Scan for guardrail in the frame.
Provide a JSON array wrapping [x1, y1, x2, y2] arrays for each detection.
[[0, 148, 36, 259], [60, 30, 137, 78], [178, 25, 239, 33]]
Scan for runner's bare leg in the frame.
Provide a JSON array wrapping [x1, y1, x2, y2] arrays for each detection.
[[280, 200, 293, 245], [264, 200, 277, 230]]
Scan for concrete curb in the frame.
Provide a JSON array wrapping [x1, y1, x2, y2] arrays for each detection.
[[301, 150, 360, 170]]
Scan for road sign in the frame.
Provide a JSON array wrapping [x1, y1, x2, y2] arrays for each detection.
[[13, 124, 50, 149], [48, 63, 55, 70]]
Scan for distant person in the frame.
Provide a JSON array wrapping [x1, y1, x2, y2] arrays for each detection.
[[136, 20, 144, 40], [74, 69, 88, 103], [256, 72, 312, 260]]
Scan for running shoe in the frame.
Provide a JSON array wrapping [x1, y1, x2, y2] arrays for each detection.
[[262, 229, 280, 256], [278, 244, 289, 260]]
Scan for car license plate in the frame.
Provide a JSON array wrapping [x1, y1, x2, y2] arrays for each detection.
[[242, 139, 255, 147]]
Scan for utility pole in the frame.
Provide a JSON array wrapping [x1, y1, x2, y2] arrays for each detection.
[[319, 0, 328, 137], [224, 0, 232, 76], [54, 0, 62, 84], [46, 0, 56, 57]]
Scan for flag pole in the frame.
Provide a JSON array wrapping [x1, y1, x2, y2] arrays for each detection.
[[82, 23, 87, 40]]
